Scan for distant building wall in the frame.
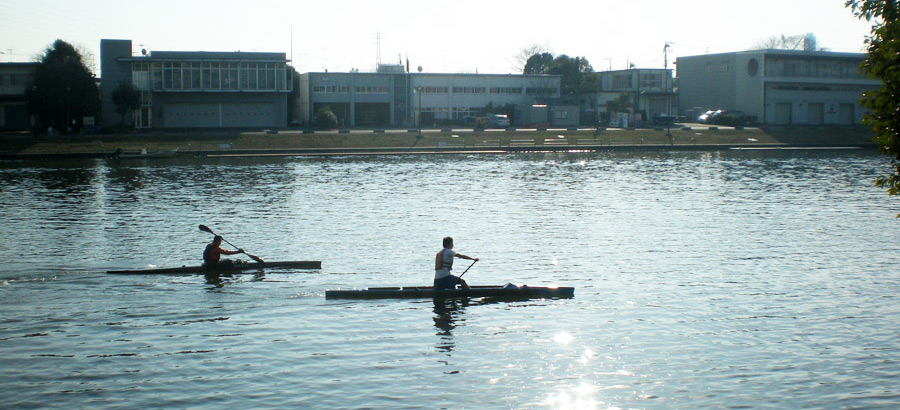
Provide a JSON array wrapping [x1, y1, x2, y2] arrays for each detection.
[[100, 38, 292, 129], [677, 50, 880, 125], [100, 39, 134, 128], [0, 62, 38, 130], [299, 72, 561, 128]]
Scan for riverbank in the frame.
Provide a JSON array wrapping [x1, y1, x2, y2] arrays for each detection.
[[0, 125, 876, 159]]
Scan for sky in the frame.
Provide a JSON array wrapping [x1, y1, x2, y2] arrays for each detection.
[[0, 0, 875, 76]]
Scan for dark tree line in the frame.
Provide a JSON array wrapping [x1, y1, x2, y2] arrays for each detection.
[[25, 39, 100, 134]]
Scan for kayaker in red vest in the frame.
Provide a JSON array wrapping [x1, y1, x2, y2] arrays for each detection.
[[203, 235, 243, 266], [434, 237, 477, 289]]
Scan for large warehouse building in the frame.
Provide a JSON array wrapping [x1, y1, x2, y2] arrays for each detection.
[[676, 49, 881, 125], [100, 39, 293, 129]]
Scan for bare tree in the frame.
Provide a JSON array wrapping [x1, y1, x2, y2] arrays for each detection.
[[514, 43, 551, 72], [753, 33, 821, 51]]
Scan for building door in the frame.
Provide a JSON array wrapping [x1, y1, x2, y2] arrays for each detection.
[[135, 107, 152, 128], [807, 103, 824, 125], [774, 102, 792, 125], [838, 104, 855, 125]]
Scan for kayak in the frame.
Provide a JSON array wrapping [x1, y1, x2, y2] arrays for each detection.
[[107, 260, 322, 274], [325, 284, 574, 300]]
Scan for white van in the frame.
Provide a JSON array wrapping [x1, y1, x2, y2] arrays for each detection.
[[485, 114, 510, 128]]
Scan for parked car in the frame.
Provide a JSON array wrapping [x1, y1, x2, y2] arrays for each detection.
[[697, 110, 722, 123], [485, 114, 510, 128]]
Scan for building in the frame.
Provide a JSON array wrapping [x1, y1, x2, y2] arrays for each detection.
[[676, 50, 881, 125], [100, 39, 293, 129], [0, 62, 37, 131], [586, 68, 677, 127], [298, 70, 562, 128]]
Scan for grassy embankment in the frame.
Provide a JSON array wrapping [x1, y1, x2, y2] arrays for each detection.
[[1, 126, 876, 157]]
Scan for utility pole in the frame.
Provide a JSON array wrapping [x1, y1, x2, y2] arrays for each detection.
[[664, 42, 673, 142]]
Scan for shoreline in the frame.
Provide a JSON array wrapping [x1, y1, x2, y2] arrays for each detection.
[[0, 125, 876, 160]]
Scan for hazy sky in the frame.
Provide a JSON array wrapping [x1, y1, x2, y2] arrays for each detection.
[[0, 0, 874, 76]]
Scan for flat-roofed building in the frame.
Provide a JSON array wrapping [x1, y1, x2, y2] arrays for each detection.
[[298, 71, 561, 128], [0, 62, 37, 130], [676, 50, 880, 125], [100, 39, 292, 129]]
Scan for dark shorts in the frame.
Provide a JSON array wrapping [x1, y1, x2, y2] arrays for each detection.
[[434, 275, 460, 290]]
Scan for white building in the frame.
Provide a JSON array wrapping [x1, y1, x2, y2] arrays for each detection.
[[298, 71, 562, 128], [676, 50, 881, 125]]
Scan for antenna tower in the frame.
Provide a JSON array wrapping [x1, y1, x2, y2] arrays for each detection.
[[376, 31, 382, 68]]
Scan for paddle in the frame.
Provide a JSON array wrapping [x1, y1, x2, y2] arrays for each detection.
[[458, 260, 477, 279], [198, 224, 264, 263]]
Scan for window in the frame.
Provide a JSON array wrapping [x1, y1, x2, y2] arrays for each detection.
[[452, 86, 485, 94], [526, 87, 557, 95], [489, 87, 521, 94], [613, 74, 632, 89], [355, 86, 389, 93]]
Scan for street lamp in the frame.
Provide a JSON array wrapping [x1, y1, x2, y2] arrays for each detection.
[[414, 86, 422, 137]]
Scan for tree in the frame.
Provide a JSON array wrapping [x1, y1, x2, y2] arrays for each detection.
[[315, 105, 338, 129], [607, 94, 632, 114], [847, 0, 900, 203], [25, 39, 100, 133], [515, 44, 550, 73], [111, 82, 140, 127], [523, 52, 554, 74], [754, 33, 822, 51], [546, 55, 600, 100]]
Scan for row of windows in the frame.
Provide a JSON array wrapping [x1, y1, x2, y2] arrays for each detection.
[[132, 61, 291, 92], [525, 87, 557, 94], [490, 87, 522, 94], [766, 58, 863, 79], [612, 74, 667, 90], [313, 85, 558, 95], [313, 85, 350, 93], [452, 86, 486, 94], [0, 73, 27, 86], [357, 86, 390, 93]]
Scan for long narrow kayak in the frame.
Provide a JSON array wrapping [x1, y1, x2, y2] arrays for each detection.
[[107, 260, 322, 274], [325, 285, 574, 300]]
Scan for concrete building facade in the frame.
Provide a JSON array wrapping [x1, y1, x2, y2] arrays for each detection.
[[0, 62, 37, 130], [676, 50, 880, 125], [100, 39, 292, 129], [586, 68, 677, 127], [298, 71, 562, 128]]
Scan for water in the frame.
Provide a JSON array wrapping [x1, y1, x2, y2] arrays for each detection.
[[1, 149, 898, 409]]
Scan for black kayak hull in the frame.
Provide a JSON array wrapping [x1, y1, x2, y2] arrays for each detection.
[[325, 285, 574, 300], [107, 260, 322, 274]]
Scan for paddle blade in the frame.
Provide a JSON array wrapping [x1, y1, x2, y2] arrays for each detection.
[[247, 253, 264, 263], [199, 224, 214, 234]]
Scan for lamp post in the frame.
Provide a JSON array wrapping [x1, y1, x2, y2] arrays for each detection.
[[414, 86, 422, 137]]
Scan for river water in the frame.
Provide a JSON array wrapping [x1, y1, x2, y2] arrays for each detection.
[[1, 149, 898, 409]]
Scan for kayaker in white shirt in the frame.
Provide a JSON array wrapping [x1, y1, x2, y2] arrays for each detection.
[[434, 236, 478, 289]]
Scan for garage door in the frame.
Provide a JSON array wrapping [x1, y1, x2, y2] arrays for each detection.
[[838, 104, 855, 125], [222, 103, 276, 128], [807, 103, 824, 125], [164, 104, 219, 128], [774, 102, 792, 125]]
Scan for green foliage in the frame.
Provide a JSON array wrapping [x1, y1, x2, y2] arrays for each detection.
[[111, 82, 141, 126], [315, 105, 338, 129], [25, 39, 100, 133], [549, 55, 599, 99], [523, 53, 553, 74], [522, 52, 600, 101], [847, 0, 900, 200]]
